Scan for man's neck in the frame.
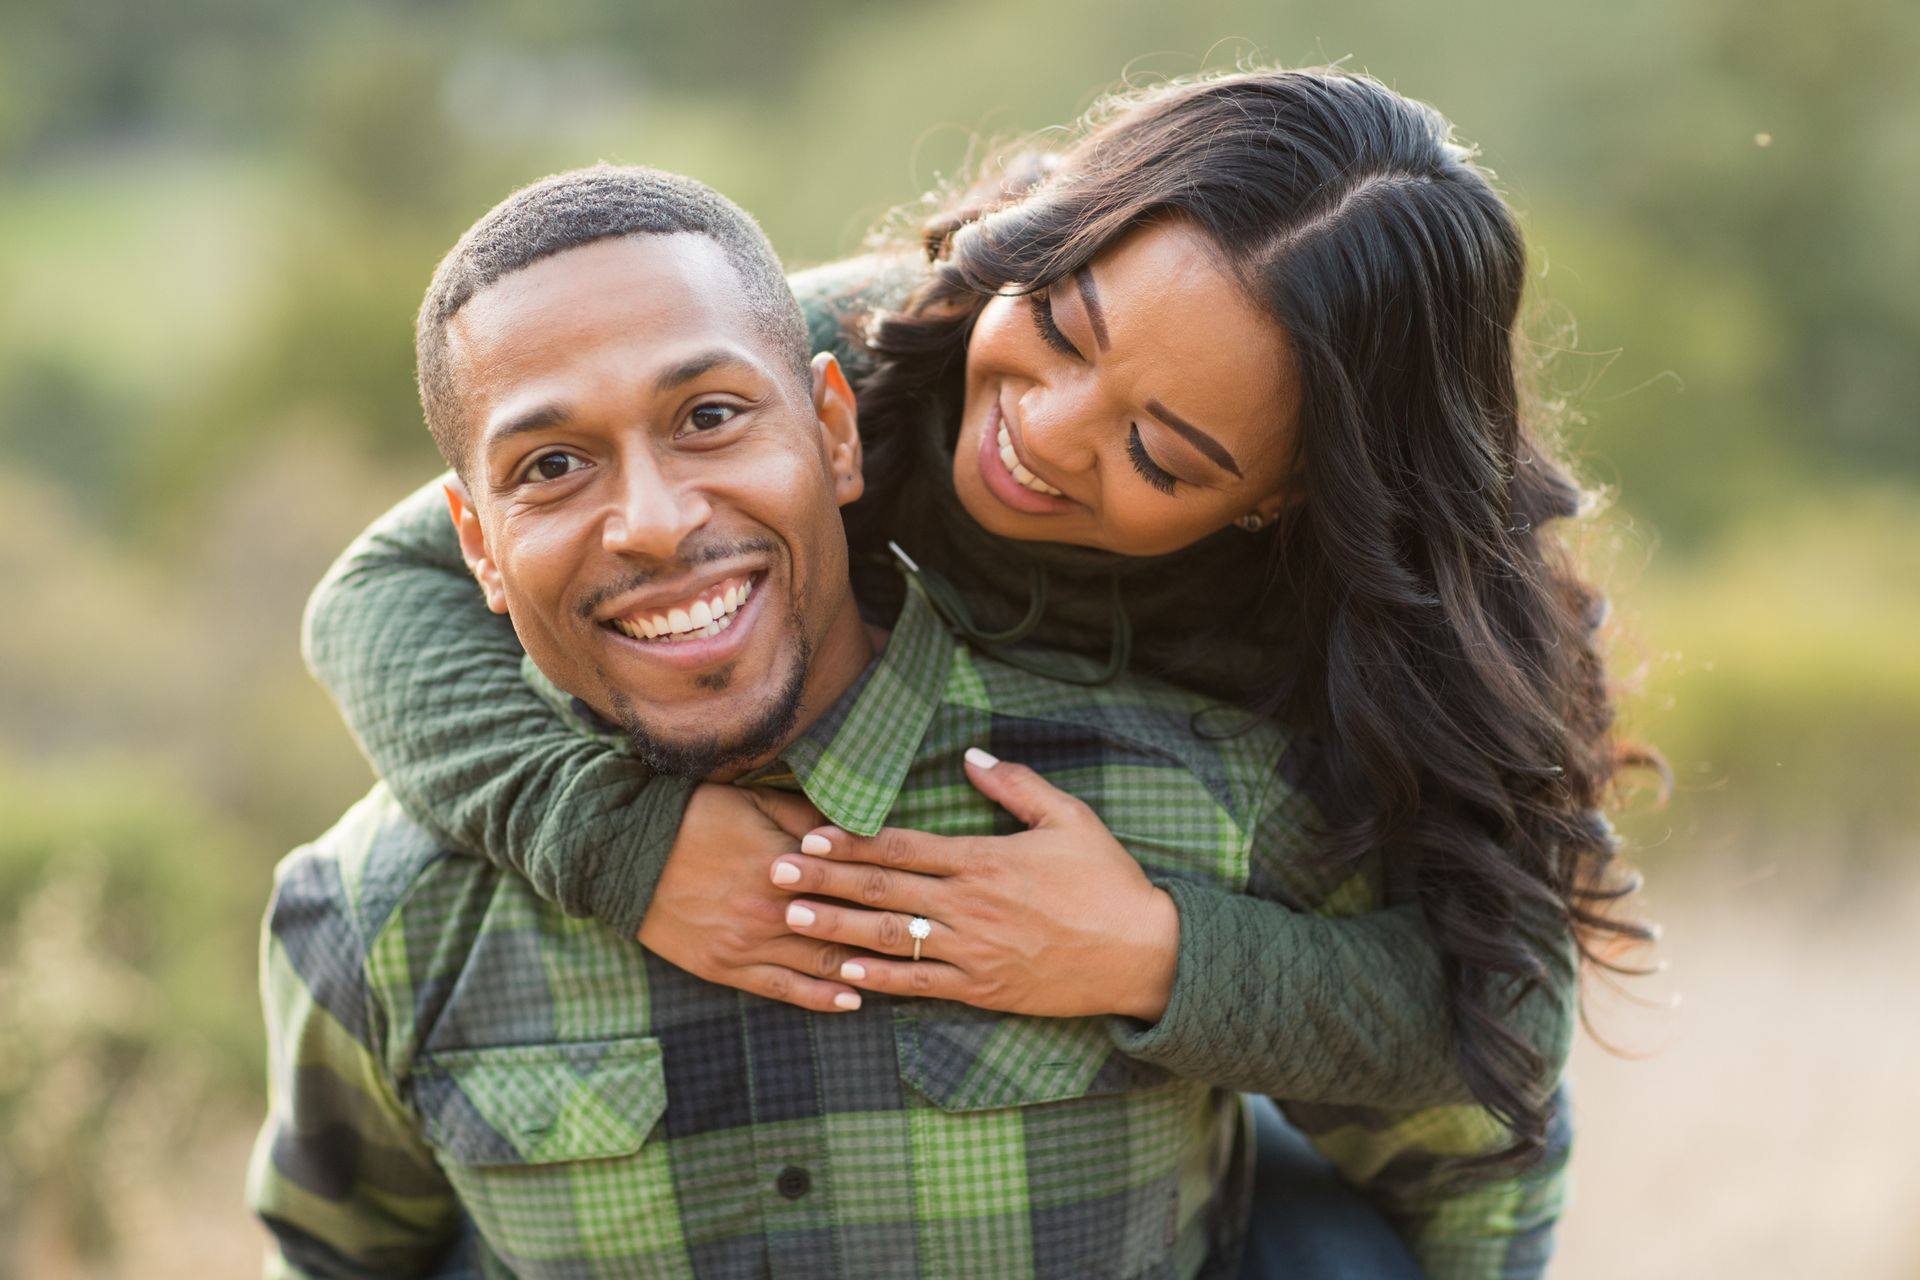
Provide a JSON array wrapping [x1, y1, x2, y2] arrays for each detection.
[[704, 598, 881, 783]]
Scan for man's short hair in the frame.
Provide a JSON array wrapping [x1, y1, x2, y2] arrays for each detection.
[[415, 164, 810, 475]]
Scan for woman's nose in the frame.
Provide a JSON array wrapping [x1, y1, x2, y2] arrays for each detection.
[[1014, 383, 1100, 476], [601, 455, 711, 559]]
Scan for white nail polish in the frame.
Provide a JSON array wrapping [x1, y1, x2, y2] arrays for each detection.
[[965, 747, 999, 769], [833, 992, 862, 1010], [787, 903, 816, 927], [771, 861, 801, 885], [800, 833, 832, 855], [840, 961, 866, 981]]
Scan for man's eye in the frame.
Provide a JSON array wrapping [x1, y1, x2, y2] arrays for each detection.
[[684, 404, 740, 433], [528, 452, 583, 482]]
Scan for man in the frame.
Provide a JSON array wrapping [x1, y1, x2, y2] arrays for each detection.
[[247, 167, 1540, 1279]]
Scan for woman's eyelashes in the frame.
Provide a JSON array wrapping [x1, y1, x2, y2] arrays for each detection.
[[1126, 424, 1179, 495], [1029, 290, 1084, 360]]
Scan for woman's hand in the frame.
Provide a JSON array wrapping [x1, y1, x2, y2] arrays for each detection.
[[635, 783, 871, 1013], [773, 750, 1181, 1021]]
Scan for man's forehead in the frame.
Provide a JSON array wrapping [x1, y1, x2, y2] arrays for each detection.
[[448, 232, 746, 364]]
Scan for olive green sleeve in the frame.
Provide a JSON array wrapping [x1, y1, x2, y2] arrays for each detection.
[[1105, 766, 1577, 1110], [1108, 889, 1574, 1108], [300, 477, 693, 939]]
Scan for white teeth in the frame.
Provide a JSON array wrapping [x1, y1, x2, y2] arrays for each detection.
[[996, 423, 1064, 497], [611, 575, 759, 643]]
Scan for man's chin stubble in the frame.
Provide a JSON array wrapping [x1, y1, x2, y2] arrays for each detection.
[[610, 624, 813, 780]]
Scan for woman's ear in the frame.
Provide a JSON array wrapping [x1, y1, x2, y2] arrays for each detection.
[[442, 478, 510, 615], [1251, 474, 1307, 526], [811, 352, 864, 508]]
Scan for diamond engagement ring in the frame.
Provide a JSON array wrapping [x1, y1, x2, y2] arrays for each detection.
[[907, 916, 932, 962]]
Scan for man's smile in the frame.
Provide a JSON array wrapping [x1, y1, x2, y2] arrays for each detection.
[[602, 570, 761, 642], [595, 567, 774, 672]]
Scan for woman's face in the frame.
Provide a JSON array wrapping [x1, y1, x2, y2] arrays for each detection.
[[953, 219, 1301, 557]]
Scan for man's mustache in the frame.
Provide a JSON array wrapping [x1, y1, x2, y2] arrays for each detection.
[[573, 538, 780, 621]]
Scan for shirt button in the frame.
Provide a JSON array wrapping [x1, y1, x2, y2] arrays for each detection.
[[775, 1166, 811, 1200]]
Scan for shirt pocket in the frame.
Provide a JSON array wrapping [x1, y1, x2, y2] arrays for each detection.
[[411, 1037, 683, 1277], [890, 1007, 1229, 1280], [413, 1036, 667, 1164], [891, 1004, 1174, 1111]]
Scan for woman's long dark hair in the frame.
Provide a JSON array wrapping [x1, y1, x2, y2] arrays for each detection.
[[856, 68, 1656, 1163]]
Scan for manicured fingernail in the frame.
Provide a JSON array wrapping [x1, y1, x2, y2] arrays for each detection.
[[771, 860, 801, 885], [965, 747, 999, 769], [833, 992, 862, 1010], [800, 833, 832, 855], [840, 961, 866, 980], [787, 903, 815, 927]]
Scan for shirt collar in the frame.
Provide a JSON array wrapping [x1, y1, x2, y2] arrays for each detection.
[[738, 574, 952, 835], [525, 573, 954, 837]]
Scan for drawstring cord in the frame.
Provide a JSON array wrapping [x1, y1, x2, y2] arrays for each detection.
[[888, 542, 1132, 687]]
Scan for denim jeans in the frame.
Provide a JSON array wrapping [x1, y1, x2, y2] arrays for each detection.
[[1236, 1094, 1422, 1280]]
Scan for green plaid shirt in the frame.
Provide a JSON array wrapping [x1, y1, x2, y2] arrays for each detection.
[[250, 574, 1567, 1279]]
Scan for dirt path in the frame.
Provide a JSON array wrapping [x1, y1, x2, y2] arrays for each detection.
[[1556, 852, 1920, 1278]]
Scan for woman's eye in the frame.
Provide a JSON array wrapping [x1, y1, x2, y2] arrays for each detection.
[[684, 404, 740, 433], [528, 452, 583, 482], [1126, 424, 1179, 496], [1028, 290, 1084, 361]]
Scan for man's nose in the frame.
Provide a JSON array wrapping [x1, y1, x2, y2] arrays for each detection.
[[601, 455, 711, 559]]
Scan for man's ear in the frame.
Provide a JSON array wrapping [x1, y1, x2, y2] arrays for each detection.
[[442, 477, 509, 615], [810, 352, 863, 509]]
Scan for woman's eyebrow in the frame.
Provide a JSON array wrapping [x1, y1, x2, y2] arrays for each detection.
[[1073, 270, 1111, 351], [1145, 399, 1243, 478]]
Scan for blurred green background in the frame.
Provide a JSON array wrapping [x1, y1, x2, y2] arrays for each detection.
[[2, 1, 1916, 1276]]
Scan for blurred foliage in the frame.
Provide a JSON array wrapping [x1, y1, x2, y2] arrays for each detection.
[[0, 760, 258, 1271], [0, 1, 1915, 1270]]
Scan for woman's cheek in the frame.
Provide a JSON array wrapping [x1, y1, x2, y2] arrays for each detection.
[[1100, 497, 1211, 558]]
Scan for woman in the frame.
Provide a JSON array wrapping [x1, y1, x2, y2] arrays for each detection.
[[306, 67, 1649, 1273]]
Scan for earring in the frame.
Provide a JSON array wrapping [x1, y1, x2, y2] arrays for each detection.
[[1234, 513, 1269, 533]]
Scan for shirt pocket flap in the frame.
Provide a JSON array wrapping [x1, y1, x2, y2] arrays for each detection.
[[413, 1037, 666, 1166], [894, 1006, 1171, 1111]]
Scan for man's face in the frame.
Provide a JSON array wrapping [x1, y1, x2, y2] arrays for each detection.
[[443, 233, 868, 779]]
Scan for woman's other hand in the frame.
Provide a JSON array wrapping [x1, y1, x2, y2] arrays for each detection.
[[636, 783, 870, 1013], [776, 749, 1181, 1021]]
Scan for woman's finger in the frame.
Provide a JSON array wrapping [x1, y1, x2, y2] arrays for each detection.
[[785, 898, 957, 960], [768, 852, 942, 912], [742, 962, 867, 1013], [834, 955, 971, 1002], [961, 748, 1087, 829], [760, 934, 867, 984], [797, 824, 975, 877]]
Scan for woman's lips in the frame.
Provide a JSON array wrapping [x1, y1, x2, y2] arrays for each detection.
[[977, 398, 1076, 516]]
